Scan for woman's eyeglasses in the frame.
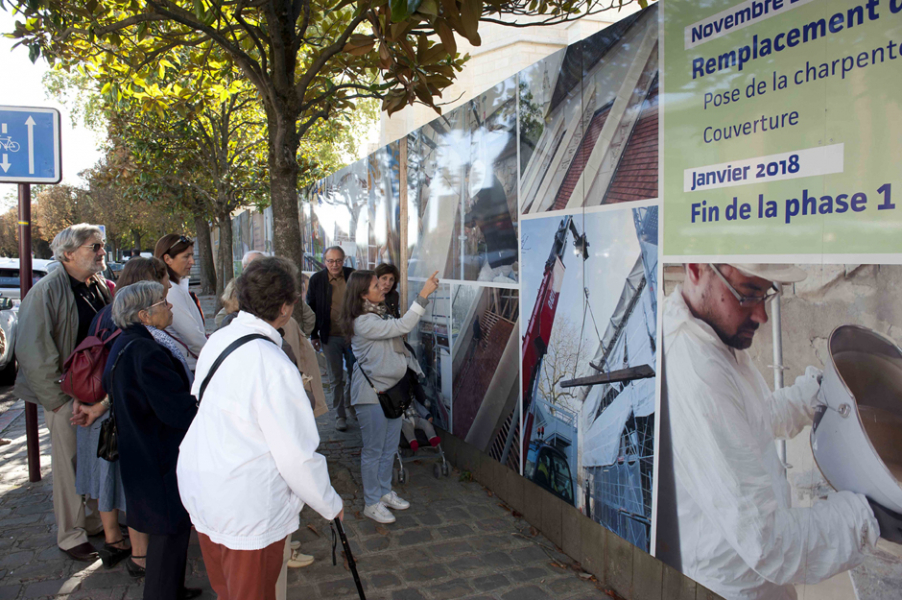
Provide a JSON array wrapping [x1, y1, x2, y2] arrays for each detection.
[[147, 299, 170, 311]]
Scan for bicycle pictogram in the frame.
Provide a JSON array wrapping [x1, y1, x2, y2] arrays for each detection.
[[0, 136, 20, 152]]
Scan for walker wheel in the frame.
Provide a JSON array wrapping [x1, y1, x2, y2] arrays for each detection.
[[441, 462, 450, 477], [433, 463, 441, 479], [398, 468, 409, 484]]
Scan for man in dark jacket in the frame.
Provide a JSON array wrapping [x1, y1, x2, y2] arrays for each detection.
[[306, 247, 354, 431], [15, 224, 112, 562]]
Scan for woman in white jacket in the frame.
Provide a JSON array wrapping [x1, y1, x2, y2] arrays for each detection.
[[177, 257, 343, 600], [153, 234, 207, 369]]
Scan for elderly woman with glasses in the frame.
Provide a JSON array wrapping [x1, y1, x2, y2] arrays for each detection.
[[70, 258, 172, 575], [154, 234, 207, 370], [103, 281, 200, 600]]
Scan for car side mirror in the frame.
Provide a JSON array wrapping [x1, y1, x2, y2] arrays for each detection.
[[0, 298, 13, 311]]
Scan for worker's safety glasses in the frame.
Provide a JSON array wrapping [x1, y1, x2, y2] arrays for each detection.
[[709, 264, 780, 307]]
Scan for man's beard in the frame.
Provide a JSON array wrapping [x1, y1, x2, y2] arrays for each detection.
[[698, 289, 759, 350], [709, 319, 758, 350]]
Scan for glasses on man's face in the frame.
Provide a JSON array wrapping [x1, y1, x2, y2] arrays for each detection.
[[709, 264, 780, 307], [325, 258, 344, 266], [167, 235, 193, 255], [82, 242, 106, 253]]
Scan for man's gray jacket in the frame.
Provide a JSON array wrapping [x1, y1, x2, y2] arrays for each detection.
[[15, 265, 111, 411]]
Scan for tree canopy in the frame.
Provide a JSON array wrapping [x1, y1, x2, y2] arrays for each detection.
[[4, 0, 646, 266]]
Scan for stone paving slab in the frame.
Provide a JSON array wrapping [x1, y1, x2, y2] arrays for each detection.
[[0, 345, 617, 600]]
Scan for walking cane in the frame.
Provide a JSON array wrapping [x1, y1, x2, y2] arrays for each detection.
[[332, 517, 366, 600]]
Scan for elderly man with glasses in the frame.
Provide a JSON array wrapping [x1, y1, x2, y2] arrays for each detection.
[[15, 224, 113, 562], [664, 263, 879, 600], [306, 246, 354, 431]]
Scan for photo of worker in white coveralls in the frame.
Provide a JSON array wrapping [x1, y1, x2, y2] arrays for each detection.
[[657, 263, 902, 600]]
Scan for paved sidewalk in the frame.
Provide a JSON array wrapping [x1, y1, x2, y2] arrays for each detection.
[[0, 296, 616, 599]]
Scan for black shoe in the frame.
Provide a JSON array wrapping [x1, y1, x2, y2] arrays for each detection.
[[60, 542, 99, 562], [126, 556, 146, 578], [99, 539, 131, 568], [179, 588, 203, 600]]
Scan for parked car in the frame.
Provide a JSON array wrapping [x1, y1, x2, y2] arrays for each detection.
[[104, 262, 125, 281], [0, 292, 16, 385], [0, 258, 57, 386], [0, 258, 55, 303]]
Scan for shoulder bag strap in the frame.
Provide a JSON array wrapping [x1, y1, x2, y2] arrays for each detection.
[[197, 334, 275, 404], [355, 358, 379, 393]]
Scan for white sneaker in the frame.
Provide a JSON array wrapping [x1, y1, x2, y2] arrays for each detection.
[[363, 502, 396, 524], [380, 491, 410, 510], [287, 551, 314, 568]]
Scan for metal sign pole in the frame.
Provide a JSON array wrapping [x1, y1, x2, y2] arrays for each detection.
[[18, 182, 41, 482]]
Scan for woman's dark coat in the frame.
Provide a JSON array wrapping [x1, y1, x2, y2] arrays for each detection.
[[102, 324, 197, 535]]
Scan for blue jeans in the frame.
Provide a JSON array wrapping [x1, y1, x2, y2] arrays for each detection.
[[357, 403, 403, 506]]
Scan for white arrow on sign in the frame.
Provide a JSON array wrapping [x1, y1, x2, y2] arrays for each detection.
[[25, 116, 35, 174], [0, 154, 9, 173]]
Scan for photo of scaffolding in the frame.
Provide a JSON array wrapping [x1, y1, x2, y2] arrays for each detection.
[[657, 264, 902, 600], [450, 284, 521, 471], [406, 76, 519, 283], [301, 141, 402, 272], [404, 280, 454, 432], [519, 3, 658, 214], [519, 204, 658, 552]]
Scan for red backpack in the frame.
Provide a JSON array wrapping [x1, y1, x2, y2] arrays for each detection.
[[60, 319, 121, 404]]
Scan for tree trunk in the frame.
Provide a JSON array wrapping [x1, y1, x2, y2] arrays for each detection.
[[133, 230, 142, 253], [193, 215, 217, 295], [215, 212, 235, 312], [268, 114, 304, 268]]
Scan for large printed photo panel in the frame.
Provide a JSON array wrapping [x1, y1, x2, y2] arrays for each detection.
[[407, 77, 519, 283], [519, 4, 659, 215], [520, 204, 658, 552], [656, 263, 902, 600]]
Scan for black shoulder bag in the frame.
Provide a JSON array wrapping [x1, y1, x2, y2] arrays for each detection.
[[196, 334, 276, 405], [97, 340, 137, 462], [357, 362, 416, 420]]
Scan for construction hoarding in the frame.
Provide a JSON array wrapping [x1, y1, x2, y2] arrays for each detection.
[[220, 0, 902, 597]]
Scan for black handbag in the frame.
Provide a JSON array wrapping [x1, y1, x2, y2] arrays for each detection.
[[97, 340, 136, 462], [357, 363, 416, 419]]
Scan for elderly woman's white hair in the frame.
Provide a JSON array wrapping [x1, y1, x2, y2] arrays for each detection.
[[241, 250, 269, 269], [51, 224, 104, 262], [112, 281, 166, 329]]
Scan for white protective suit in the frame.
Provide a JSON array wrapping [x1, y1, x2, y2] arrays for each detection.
[[664, 287, 878, 600]]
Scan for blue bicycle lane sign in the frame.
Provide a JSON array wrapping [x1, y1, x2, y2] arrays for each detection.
[[0, 106, 62, 184]]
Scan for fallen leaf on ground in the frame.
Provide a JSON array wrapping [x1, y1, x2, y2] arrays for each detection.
[[307, 524, 321, 537]]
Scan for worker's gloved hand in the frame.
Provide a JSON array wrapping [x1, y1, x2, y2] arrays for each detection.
[[867, 498, 902, 544], [793, 366, 824, 407]]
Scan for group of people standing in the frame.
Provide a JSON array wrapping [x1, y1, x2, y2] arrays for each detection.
[[15, 226, 438, 599]]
